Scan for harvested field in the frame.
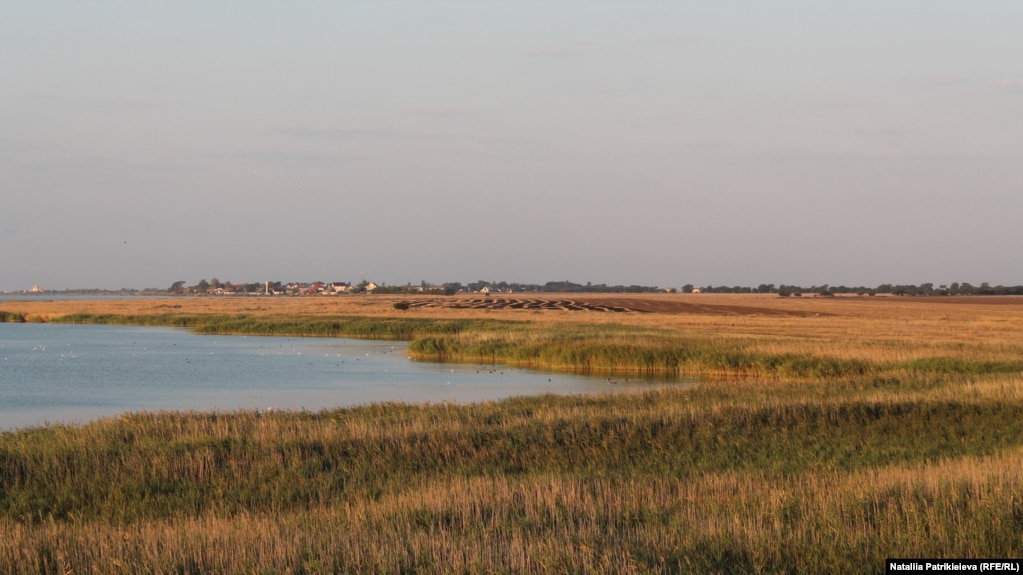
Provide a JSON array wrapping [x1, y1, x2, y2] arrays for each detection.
[[2, 292, 975, 321], [6, 293, 1022, 350], [402, 295, 819, 316], [409, 296, 636, 313], [6, 293, 1023, 334]]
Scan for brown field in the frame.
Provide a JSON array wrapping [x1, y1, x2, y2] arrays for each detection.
[[10, 292, 1023, 344], [12, 292, 1023, 318]]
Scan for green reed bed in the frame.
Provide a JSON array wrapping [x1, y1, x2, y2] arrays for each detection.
[[407, 326, 875, 378], [409, 327, 1019, 381], [0, 311, 27, 323], [900, 356, 1023, 375], [3, 377, 1023, 574]]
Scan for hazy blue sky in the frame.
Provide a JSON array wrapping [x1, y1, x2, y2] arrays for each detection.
[[3, 1, 1021, 291]]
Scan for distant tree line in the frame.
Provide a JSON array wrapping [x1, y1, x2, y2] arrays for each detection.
[[684, 282, 1023, 297], [165, 279, 668, 296], [160, 279, 1022, 297], [349, 280, 667, 295], [167, 279, 283, 295], [456, 280, 663, 294]]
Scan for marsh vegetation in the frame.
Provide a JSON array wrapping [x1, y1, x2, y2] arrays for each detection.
[[2, 294, 1022, 573]]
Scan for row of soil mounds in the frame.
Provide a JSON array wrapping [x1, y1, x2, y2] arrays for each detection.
[[403, 297, 815, 316]]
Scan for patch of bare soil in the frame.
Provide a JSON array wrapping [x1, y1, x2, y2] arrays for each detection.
[[403, 296, 815, 316]]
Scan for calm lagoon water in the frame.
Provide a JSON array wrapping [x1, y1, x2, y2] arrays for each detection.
[[0, 323, 686, 431]]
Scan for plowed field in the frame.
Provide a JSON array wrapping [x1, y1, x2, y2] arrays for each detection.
[[402, 296, 816, 316]]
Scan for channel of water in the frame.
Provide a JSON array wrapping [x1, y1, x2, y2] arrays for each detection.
[[0, 322, 689, 431]]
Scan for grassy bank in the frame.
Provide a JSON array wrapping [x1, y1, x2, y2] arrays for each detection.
[[48, 311, 510, 342], [3, 374, 1023, 574]]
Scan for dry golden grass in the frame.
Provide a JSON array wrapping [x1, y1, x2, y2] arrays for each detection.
[[3, 293, 1023, 573], [4, 419, 1021, 574], [10, 292, 1022, 339]]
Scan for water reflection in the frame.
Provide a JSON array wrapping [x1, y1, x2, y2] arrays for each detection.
[[0, 323, 690, 430]]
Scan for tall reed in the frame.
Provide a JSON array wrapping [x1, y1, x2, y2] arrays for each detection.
[[2, 379, 1023, 573]]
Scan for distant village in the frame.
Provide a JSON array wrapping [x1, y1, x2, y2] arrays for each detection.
[[9, 280, 1023, 298], [9, 279, 670, 297], [164, 279, 672, 297]]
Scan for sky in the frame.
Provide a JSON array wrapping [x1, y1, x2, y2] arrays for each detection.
[[2, 1, 1021, 291]]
